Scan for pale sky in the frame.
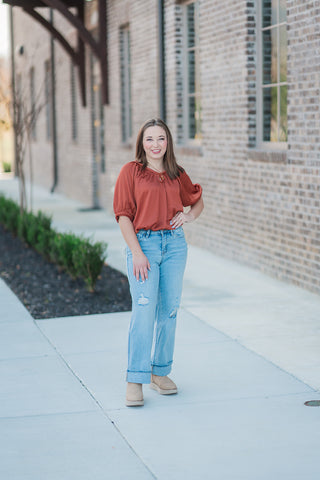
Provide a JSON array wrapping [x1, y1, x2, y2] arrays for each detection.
[[0, 2, 10, 58]]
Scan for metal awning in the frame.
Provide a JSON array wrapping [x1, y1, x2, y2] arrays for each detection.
[[4, 0, 108, 106]]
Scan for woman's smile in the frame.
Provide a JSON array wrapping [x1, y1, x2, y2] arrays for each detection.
[[143, 125, 168, 164]]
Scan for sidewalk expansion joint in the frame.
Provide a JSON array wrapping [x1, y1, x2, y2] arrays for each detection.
[[0, 409, 99, 422], [181, 308, 319, 393], [33, 319, 158, 480]]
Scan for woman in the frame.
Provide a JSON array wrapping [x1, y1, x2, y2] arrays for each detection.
[[113, 118, 204, 406]]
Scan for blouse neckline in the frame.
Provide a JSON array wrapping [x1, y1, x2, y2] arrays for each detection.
[[146, 166, 166, 175], [135, 161, 166, 176]]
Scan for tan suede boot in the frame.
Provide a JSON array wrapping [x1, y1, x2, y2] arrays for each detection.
[[150, 374, 178, 395], [126, 382, 144, 406]]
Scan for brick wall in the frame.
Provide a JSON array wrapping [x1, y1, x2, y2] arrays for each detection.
[[11, 1, 320, 294], [13, 7, 93, 203], [99, 0, 160, 210]]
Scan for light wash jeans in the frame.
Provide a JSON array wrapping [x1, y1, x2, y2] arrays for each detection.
[[126, 227, 188, 384]]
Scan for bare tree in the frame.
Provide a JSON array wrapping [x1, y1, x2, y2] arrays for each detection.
[[11, 71, 47, 214], [0, 59, 12, 172]]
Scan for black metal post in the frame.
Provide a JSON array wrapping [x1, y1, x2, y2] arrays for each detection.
[[50, 8, 58, 193], [158, 0, 166, 122]]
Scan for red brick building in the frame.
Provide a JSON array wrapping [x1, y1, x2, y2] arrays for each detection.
[[8, 0, 320, 293]]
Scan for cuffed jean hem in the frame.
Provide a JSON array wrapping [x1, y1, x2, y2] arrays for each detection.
[[151, 363, 172, 377], [126, 370, 151, 384]]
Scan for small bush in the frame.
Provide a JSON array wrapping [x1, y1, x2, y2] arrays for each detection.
[[17, 210, 52, 257], [0, 194, 108, 291], [0, 195, 7, 224], [17, 211, 34, 243], [0, 195, 20, 235], [51, 233, 83, 278], [72, 238, 107, 292], [36, 225, 56, 260], [2, 162, 11, 173], [33, 211, 52, 258]]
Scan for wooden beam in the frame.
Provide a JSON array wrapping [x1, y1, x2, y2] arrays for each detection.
[[6, 0, 109, 105], [41, 0, 100, 57], [23, 6, 77, 62]]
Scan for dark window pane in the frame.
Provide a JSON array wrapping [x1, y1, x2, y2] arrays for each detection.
[[279, 85, 287, 142], [262, 0, 277, 28], [188, 49, 195, 94], [127, 31, 132, 139], [262, 29, 272, 84], [279, 25, 287, 83], [99, 89, 105, 173], [187, 3, 195, 48], [263, 86, 277, 141], [188, 96, 196, 139], [45, 60, 52, 141], [70, 62, 77, 141], [120, 28, 131, 143], [263, 28, 277, 84]]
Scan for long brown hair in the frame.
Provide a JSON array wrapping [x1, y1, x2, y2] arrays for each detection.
[[135, 118, 183, 179]]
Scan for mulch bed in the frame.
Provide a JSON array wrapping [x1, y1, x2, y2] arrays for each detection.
[[0, 224, 131, 319]]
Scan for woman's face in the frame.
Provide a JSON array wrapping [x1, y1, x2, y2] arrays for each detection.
[[142, 126, 167, 164]]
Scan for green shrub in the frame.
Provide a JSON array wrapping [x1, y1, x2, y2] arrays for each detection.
[[51, 232, 83, 278], [0, 195, 6, 224], [72, 238, 107, 292], [2, 162, 11, 173], [33, 211, 52, 258], [36, 225, 56, 259], [17, 210, 52, 256], [17, 211, 33, 243], [0, 196, 20, 235], [0, 195, 107, 291]]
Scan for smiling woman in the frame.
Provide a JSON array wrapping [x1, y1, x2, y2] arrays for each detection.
[[113, 118, 204, 407]]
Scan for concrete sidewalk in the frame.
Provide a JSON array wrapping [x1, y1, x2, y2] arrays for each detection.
[[1, 176, 320, 479]]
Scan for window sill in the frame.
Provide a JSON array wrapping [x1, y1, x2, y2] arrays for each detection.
[[248, 149, 287, 164], [176, 145, 203, 157]]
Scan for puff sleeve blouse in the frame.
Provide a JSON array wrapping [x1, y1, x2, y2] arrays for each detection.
[[113, 161, 202, 233]]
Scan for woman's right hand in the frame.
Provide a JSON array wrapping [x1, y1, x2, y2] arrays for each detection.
[[118, 216, 151, 282], [132, 252, 151, 282]]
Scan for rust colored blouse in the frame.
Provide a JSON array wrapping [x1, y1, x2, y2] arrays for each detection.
[[113, 161, 202, 232]]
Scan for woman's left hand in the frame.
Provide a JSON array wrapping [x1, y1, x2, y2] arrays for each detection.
[[170, 197, 204, 229], [170, 211, 192, 229]]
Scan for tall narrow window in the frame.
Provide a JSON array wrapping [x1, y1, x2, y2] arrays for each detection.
[[177, 1, 201, 144], [119, 25, 132, 143], [44, 60, 52, 141], [185, 1, 201, 141], [29, 67, 36, 141], [261, 0, 287, 144], [99, 88, 106, 172], [70, 61, 78, 141], [90, 53, 106, 177]]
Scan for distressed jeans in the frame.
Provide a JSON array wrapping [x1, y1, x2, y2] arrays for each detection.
[[126, 227, 188, 384]]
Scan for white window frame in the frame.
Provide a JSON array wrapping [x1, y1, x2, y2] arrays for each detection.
[[256, 0, 287, 150]]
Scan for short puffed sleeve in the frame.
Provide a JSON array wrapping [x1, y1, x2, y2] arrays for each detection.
[[113, 162, 137, 222], [178, 170, 202, 207]]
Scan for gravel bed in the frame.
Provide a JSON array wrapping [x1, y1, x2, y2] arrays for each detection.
[[0, 224, 131, 319]]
